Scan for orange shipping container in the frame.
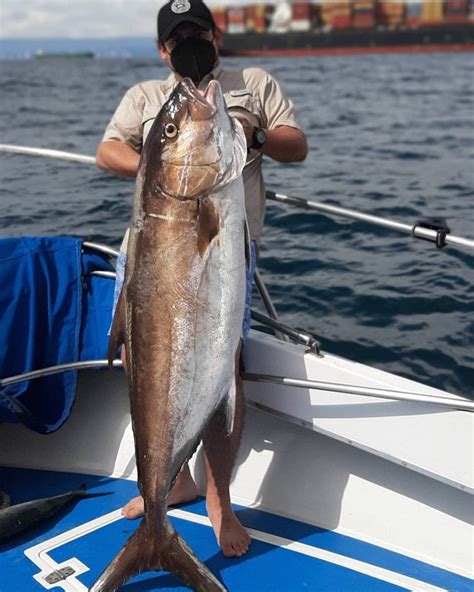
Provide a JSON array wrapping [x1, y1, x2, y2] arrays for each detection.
[[420, 1, 443, 24], [211, 7, 227, 33], [376, 1, 405, 27]]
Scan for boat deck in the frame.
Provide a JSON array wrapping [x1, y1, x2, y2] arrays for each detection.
[[1, 467, 471, 591]]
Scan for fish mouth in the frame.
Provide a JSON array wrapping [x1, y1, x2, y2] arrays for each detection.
[[202, 80, 220, 110], [180, 78, 219, 118]]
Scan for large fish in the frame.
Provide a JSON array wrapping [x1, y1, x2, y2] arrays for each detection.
[[91, 79, 247, 591]]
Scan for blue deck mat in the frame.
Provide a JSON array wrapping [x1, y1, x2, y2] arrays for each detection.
[[0, 467, 472, 592]]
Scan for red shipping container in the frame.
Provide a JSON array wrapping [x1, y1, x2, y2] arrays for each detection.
[[353, 13, 376, 28], [212, 9, 227, 32], [332, 15, 352, 28], [444, 0, 468, 11], [227, 7, 246, 24], [405, 16, 421, 27], [444, 14, 468, 21], [292, 2, 312, 20]]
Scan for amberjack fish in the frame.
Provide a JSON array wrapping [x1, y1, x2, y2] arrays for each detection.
[[0, 484, 102, 543], [91, 79, 247, 591]]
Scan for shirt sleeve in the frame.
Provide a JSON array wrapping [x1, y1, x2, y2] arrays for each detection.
[[258, 70, 301, 131], [102, 86, 145, 152]]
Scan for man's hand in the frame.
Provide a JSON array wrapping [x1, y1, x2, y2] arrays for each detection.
[[233, 116, 308, 163], [234, 116, 254, 148]]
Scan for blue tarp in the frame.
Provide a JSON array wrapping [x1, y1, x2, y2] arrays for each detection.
[[0, 237, 115, 433]]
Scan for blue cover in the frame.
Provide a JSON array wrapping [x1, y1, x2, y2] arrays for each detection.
[[0, 237, 115, 433]]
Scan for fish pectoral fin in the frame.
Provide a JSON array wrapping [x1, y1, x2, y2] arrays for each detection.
[[197, 198, 220, 257], [107, 288, 126, 369], [90, 519, 227, 592]]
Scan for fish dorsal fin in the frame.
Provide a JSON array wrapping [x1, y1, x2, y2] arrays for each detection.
[[197, 198, 220, 257]]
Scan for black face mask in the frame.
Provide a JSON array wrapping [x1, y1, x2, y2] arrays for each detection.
[[170, 37, 216, 84]]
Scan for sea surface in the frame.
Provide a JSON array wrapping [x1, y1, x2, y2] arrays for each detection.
[[0, 52, 473, 397]]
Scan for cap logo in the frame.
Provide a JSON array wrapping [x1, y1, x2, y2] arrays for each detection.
[[171, 0, 191, 14]]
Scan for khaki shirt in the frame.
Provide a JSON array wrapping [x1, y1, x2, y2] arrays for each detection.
[[102, 64, 301, 242]]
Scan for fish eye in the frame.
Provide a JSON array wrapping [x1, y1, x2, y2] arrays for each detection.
[[164, 123, 178, 138]]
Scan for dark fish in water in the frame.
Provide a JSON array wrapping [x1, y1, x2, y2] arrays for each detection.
[[0, 484, 101, 543], [91, 79, 247, 591]]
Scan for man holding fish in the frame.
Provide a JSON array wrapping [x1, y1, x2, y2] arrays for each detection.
[[96, 0, 307, 568]]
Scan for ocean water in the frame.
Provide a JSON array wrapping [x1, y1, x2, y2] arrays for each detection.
[[0, 52, 473, 396]]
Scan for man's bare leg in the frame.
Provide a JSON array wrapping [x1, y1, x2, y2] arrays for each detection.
[[202, 343, 251, 558], [121, 463, 198, 519]]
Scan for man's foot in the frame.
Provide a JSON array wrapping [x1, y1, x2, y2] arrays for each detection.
[[121, 465, 198, 519], [206, 494, 251, 558]]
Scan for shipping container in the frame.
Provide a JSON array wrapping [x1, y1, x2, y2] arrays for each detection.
[[420, 0, 443, 24], [444, 0, 468, 23], [211, 7, 227, 33], [323, 1, 352, 29], [353, 0, 376, 28], [405, 0, 423, 26], [227, 7, 246, 34], [290, 2, 320, 31], [376, 1, 406, 27]]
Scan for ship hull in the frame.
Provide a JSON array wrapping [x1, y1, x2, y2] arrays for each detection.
[[221, 24, 474, 57]]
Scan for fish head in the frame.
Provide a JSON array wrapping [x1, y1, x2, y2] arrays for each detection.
[[143, 78, 247, 201]]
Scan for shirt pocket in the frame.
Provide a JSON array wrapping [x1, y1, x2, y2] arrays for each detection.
[[225, 90, 260, 127]]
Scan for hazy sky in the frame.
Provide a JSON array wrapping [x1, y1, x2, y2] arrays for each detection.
[[1, 0, 259, 38]]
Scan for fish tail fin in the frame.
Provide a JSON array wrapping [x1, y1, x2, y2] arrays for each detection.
[[90, 518, 227, 592], [107, 288, 126, 369]]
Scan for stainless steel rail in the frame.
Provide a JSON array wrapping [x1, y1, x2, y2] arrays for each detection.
[[253, 270, 288, 342], [266, 191, 474, 251], [2, 145, 473, 251], [0, 144, 96, 165], [242, 372, 474, 412], [0, 360, 122, 388], [251, 311, 322, 355], [83, 241, 119, 258], [2, 360, 471, 411]]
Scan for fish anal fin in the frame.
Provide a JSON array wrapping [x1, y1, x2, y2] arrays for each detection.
[[90, 519, 227, 592], [198, 198, 220, 258], [107, 288, 126, 369]]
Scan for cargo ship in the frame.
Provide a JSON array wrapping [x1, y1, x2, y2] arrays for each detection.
[[213, 0, 474, 56], [35, 49, 95, 59]]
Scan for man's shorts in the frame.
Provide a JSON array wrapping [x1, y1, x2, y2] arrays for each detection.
[[111, 241, 257, 342]]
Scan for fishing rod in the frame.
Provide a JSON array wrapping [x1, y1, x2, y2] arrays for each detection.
[[1, 143, 473, 252]]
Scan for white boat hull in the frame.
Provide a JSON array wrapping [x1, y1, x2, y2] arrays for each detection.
[[1, 329, 472, 581]]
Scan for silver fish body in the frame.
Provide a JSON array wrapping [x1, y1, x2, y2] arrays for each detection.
[[91, 79, 247, 592]]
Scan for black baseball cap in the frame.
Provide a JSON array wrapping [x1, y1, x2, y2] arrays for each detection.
[[158, 0, 215, 43]]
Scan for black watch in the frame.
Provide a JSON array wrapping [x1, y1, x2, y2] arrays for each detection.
[[251, 127, 266, 150]]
